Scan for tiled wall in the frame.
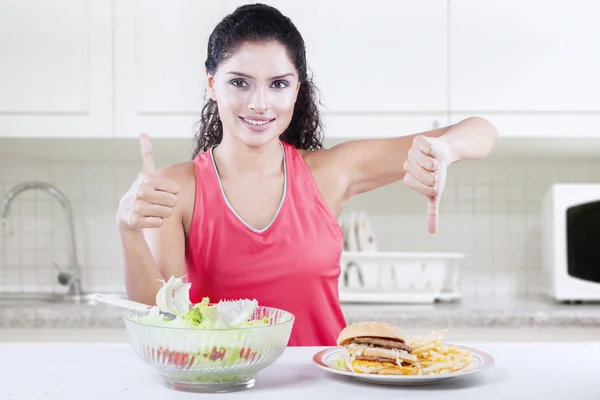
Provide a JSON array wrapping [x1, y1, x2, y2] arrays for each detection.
[[1, 139, 599, 297], [345, 156, 600, 298]]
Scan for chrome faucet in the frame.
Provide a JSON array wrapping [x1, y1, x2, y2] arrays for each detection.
[[0, 181, 82, 297]]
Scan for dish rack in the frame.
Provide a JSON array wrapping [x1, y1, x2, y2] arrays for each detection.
[[337, 210, 464, 304], [339, 251, 464, 304]]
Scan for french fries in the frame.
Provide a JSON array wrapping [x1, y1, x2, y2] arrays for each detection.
[[405, 329, 474, 376]]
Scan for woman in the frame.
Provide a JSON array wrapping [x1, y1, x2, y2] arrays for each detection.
[[116, 3, 497, 346]]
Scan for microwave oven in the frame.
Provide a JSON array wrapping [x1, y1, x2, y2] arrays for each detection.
[[542, 183, 600, 302]]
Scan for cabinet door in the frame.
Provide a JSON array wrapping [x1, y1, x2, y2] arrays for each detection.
[[0, 0, 112, 138], [450, 0, 600, 137], [114, 0, 226, 139], [117, 0, 448, 139], [235, 0, 449, 138]]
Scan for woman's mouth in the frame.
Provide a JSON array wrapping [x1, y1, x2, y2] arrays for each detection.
[[239, 116, 275, 132]]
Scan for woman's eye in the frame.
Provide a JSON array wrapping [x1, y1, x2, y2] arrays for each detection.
[[271, 80, 288, 89], [230, 79, 248, 88]]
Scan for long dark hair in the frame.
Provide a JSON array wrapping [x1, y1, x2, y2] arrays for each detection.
[[192, 3, 324, 158]]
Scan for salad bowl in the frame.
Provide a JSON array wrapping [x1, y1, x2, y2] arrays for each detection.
[[123, 305, 294, 393]]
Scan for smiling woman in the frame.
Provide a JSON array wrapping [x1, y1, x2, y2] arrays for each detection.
[[202, 42, 303, 150], [193, 3, 323, 156], [115, 3, 498, 348]]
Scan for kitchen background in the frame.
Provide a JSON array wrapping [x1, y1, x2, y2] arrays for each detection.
[[2, 0, 600, 339], [1, 143, 599, 300]]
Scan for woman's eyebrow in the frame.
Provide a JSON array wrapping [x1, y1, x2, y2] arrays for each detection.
[[226, 71, 295, 80]]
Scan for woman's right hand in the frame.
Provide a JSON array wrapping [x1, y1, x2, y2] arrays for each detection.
[[116, 133, 181, 230]]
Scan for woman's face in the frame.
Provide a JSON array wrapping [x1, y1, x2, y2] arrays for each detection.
[[207, 41, 301, 148]]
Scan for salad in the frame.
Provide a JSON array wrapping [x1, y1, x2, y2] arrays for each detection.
[[130, 276, 274, 371], [134, 275, 270, 330]]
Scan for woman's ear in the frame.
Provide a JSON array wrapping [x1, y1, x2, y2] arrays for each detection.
[[296, 81, 301, 96], [206, 70, 217, 101]]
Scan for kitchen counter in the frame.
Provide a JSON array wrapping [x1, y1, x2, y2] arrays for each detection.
[[2, 342, 599, 399], [2, 294, 600, 330]]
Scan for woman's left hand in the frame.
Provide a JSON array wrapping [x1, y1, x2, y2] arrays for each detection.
[[402, 135, 452, 234]]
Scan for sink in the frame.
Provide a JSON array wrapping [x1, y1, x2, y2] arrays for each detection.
[[0, 292, 127, 306]]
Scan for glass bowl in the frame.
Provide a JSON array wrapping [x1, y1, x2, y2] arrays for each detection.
[[123, 306, 295, 393]]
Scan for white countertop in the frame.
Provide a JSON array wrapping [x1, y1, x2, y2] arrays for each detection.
[[2, 341, 600, 399], [4, 294, 600, 330]]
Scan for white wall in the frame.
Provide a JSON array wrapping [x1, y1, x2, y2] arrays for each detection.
[[1, 138, 598, 298]]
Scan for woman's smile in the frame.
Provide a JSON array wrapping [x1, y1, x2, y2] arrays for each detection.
[[239, 116, 276, 132]]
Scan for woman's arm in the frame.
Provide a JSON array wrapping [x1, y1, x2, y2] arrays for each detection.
[[119, 187, 187, 305], [119, 222, 182, 305], [117, 135, 189, 305], [327, 116, 498, 197], [310, 116, 497, 232]]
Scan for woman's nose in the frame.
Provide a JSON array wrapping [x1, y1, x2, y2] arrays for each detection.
[[248, 87, 269, 113]]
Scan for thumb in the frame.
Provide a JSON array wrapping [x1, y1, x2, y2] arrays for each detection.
[[139, 133, 156, 174], [427, 195, 440, 234], [427, 160, 447, 234]]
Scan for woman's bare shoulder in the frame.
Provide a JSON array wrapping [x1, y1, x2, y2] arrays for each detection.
[[157, 161, 195, 185], [295, 148, 347, 217], [298, 148, 337, 172]]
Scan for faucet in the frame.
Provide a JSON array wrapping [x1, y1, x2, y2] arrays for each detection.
[[0, 181, 83, 297]]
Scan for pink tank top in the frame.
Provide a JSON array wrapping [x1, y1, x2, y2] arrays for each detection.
[[185, 140, 347, 346]]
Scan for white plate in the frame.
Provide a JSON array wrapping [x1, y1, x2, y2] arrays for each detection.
[[312, 345, 494, 386]]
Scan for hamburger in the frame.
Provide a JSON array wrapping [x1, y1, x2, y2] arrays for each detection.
[[337, 321, 417, 375]]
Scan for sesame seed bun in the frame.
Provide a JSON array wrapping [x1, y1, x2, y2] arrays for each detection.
[[337, 321, 408, 346]]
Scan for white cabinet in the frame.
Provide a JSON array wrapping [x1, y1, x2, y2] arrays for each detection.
[[114, 0, 448, 139], [0, 0, 113, 138], [230, 0, 448, 138], [114, 0, 227, 138], [449, 0, 600, 137], [3, 0, 599, 143]]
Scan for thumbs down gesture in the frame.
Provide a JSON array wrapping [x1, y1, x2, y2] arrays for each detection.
[[402, 135, 451, 234]]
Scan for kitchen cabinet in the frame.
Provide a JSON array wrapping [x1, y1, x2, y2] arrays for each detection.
[[233, 0, 449, 138], [113, 0, 228, 139], [114, 0, 448, 139], [449, 0, 600, 138], [3, 1, 600, 146], [0, 0, 113, 138]]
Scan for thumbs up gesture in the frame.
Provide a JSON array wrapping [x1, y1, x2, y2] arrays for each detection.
[[116, 134, 181, 230], [402, 135, 450, 234]]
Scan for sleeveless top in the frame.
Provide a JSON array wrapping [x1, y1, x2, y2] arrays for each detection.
[[184, 140, 347, 346]]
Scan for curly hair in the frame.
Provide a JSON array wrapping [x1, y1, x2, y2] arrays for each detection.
[[192, 3, 324, 158]]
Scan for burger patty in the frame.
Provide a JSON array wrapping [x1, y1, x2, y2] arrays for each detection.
[[352, 337, 413, 353], [355, 355, 397, 363]]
